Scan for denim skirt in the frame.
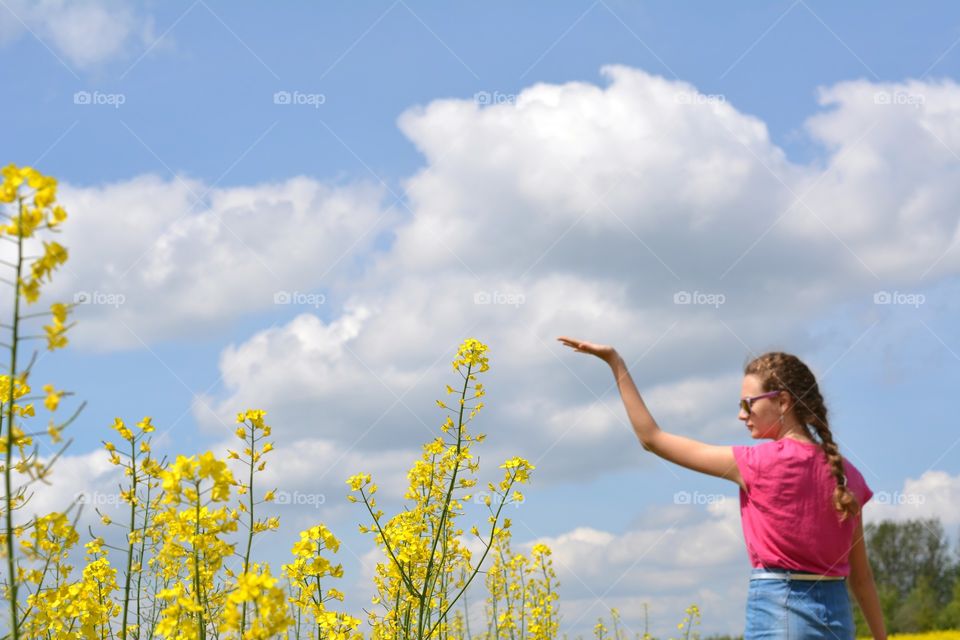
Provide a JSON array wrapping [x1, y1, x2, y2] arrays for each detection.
[[744, 568, 855, 639]]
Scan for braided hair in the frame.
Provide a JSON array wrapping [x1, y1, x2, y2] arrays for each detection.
[[744, 352, 861, 523]]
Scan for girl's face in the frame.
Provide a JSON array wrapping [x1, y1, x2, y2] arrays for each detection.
[[739, 374, 786, 439]]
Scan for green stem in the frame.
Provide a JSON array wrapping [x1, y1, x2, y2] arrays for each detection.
[[135, 478, 154, 640], [16, 526, 54, 626], [495, 540, 513, 640], [193, 480, 205, 640], [3, 199, 24, 640], [541, 554, 555, 639], [418, 362, 472, 639], [423, 470, 519, 640], [240, 421, 255, 635], [121, 440, 138, 639], [97, 580, 106, 640], [394, 585, 403, 640], [360, 490, 419, 599], [518, 563, 526, 640], [461, 575, 471, 640], [314, 555, 322, 640]]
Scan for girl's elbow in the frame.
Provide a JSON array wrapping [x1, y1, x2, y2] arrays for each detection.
[[638, 433, 658, 453]]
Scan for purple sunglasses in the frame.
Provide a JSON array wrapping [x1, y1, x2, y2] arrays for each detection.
[[740, 390, 781, 414]]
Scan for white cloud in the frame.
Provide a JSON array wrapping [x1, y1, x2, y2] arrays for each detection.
[[387, 65, 799, 281], [232, 436, 419, 507], [23, 66, 959, 362], [11, 174, 397, 350], [788, 77, 960, 278], [534, 498, 743, 587], [144, 67, 954, 494], [19, 448, 119, 519], [864, 469, 960, 527], [189, 269, 755, 488], [7, 448, 132, 558], [0, 0, 159, 69], [385, 66, 960, 301]]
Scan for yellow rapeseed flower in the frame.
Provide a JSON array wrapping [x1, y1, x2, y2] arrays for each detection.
[[42, 383, 63, 411], [112, 417, 134, 441]]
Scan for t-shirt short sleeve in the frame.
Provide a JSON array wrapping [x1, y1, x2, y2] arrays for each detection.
[[732, 445, 757, 493], [844, 459, 873, 507]]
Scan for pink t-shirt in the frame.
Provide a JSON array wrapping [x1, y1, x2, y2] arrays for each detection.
[[732, 438, 873, 577]]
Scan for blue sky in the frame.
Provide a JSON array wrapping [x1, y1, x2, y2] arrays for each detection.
[[11, 2, 960, 185], [3, 1, 960, 637]]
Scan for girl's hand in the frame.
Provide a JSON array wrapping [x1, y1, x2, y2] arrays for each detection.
[[556, 336, 618, 363]]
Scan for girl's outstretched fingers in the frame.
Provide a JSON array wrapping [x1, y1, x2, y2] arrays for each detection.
[[556, 336, 616, 361], [556, 336, 585, 352]]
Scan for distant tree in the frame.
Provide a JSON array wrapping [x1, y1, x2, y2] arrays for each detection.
[[936, 534, 960, 629], [851, 518, 959, 634], [894, 573, 941, 631], [867, 519, 951, 595], [939, 573, 960, 628]]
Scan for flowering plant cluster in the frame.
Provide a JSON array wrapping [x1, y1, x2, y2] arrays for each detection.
[[0, 164, 700, 640]]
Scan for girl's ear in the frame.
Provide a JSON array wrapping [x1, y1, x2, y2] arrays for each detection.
[[779, 391, 792, 414]]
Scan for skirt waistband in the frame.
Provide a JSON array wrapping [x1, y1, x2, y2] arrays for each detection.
[[751, 568, 845, 582]]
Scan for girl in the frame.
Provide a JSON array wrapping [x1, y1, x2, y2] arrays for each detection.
[[556, 336, 887, 640]]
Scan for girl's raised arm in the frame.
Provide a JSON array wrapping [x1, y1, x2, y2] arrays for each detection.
[[557, 336, 744, 490]]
